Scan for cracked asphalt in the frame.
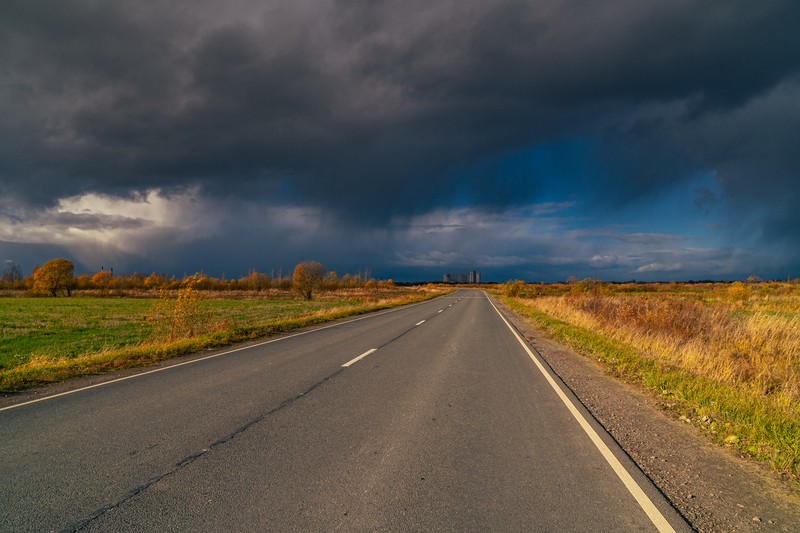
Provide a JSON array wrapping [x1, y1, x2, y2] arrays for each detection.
[[1, 290, 690, 532]]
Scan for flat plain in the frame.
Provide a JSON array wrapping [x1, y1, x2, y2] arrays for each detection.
[[0, 287, 440, 391]]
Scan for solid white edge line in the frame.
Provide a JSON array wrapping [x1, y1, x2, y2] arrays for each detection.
[[341, 348, 378, 368], [485, 294, 676, 533], [0, 297, 440, 413], [416, 320, 425, 325]]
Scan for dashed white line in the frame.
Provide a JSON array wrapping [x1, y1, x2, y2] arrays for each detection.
[[438, 310, 443, 313], [341, 348, 378, 368], [0, 296, 441, 412], [416, 320, 426, 326]]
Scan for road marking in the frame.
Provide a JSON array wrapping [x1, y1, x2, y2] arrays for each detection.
[[341, 348, 378, 368], [0, 297, 441, 413], [486, 295, 677, 533], [438, 309, 443, 313], [416, 320, 425, 325]]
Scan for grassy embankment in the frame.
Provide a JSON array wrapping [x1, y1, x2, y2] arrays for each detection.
[[0, 286, 446, 391], [499, 280, 800, 483]]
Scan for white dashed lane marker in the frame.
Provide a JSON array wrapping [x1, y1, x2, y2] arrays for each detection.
[[416, 320, 426, 326], [342, 348, 378, 368]]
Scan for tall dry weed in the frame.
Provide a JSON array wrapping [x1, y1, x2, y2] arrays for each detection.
[[147, 274, 209, 342], [528, 291, 800, 403]]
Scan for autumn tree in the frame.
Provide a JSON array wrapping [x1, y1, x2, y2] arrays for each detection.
[[293, 261, 325, 300], [32, 258, 75, 297], [324, 271, 339, 291], [144, 273, 167, 289], [91, 270, 113, 294], [75, 274, 92, 290], [242, 270, 271, 291]]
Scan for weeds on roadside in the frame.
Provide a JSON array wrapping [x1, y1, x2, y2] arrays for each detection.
[[502, 280, 525, 297], [147, 273, 210, 342], [500, 282, 800, 482]]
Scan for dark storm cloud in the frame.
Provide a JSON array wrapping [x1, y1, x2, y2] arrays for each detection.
[[1, 0, 799, 277], [39, 212, 149, 231]]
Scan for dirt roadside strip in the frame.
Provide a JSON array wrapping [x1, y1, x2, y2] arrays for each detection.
[[492, 296, 800, 533]]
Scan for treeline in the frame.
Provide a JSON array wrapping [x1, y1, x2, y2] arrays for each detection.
[[0, 258, 395, 296]]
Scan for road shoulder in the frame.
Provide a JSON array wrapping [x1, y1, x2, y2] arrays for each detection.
[[492, 296, 800, 533]]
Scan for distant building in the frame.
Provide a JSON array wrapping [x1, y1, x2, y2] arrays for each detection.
[[443, 270, 481, 284]]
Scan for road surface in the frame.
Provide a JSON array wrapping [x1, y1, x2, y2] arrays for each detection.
[[0, 290, 690, 531]]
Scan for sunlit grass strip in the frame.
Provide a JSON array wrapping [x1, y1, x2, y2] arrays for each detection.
[[0, 293, 442, 392], [501, 295, 800, 483]]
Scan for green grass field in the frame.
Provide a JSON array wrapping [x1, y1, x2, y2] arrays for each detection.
[[0, 288, 441, 391], [1, 298, 155, 367], [0, 297, 369, 370]]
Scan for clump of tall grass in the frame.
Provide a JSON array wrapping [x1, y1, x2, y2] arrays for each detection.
[[537, 293, 800, 401], [147, 273, 209, 341], [503, 281, 800, 480]]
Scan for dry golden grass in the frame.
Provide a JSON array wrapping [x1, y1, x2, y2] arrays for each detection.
[[502, 281, 800, 480], [529, 290, 800, 403]]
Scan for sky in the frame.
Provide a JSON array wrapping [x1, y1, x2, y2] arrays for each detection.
[[1, 0, 799, 282]]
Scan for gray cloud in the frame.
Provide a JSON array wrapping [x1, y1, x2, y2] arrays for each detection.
[[39, 212, 149, 231], [1, 0, 799, 279]]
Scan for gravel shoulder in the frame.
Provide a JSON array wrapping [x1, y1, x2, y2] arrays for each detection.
[[494, 297, 800, 533]]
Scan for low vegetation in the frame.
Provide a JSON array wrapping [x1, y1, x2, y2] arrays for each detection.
[[499, 280, 800, 483], [0, 269, 446, 391], [0, 258, 400, 296]]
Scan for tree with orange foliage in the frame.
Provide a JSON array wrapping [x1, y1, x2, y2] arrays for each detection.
[[378, 279, 395, 290], [32, 258, 75, 296], [91, 271, 113, 294], [242, 270, 270, 291], [293, 261, 325, 300], [144, 273, 166, 289]]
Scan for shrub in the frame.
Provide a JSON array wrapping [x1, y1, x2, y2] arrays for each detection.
[[91, 271, 113, 294], [503, 280, 525, 297], [293, 261, 325, 300], [147, 274, 208, 341], [378, 279, 396, 290], [727, 281, 751, 303]]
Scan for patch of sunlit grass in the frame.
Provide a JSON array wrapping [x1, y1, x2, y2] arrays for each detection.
[[0, 288, 448, 391]]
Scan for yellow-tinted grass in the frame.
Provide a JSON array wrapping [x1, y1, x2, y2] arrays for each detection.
[[530, 293, 799, 403], [503, 281, 800, 481]]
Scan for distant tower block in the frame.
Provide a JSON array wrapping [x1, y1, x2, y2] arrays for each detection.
[[443, 271, 481, 284]]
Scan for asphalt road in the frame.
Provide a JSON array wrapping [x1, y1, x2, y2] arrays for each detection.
[[0, 290, 690, 532]]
